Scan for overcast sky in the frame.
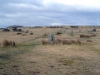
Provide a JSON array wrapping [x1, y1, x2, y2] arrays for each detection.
[[0, 0, 100, 27]]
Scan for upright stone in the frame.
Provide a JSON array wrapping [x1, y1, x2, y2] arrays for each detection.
[[79, 30, 81, 32], [71, 29, 74, 35], [48, 33, 55, 44]]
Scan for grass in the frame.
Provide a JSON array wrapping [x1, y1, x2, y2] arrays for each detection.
[[59, 58, 74, 66], [0, 26, 100, 75], [17, 41, 41, 46], [80, 42, 100, 55], [59, 56, 86, 65], [0, 46, 27, 65], [62, 59, 74, 65], [0, 39, 42, 67], [89, 46, 100, 54]]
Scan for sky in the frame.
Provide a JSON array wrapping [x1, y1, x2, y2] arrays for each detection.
[[0, 0, 100, 27]]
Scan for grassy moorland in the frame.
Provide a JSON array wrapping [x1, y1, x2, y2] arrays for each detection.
[[0, 26, 100, 75]]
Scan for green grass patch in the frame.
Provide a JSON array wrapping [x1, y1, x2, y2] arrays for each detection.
[[59, 58, 74, 66], [17, 41, 41, 47], [0, 46, 30, 66], [59, 56, 86, 66], [81, 42, 93, 46], [0, 53, 10, 60], [89, 47, 100, 54], [62, 59, 74, 65], [0, 40, 41, 66]]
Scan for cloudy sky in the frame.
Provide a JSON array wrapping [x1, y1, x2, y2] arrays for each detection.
[[0, 0, 100, 27]]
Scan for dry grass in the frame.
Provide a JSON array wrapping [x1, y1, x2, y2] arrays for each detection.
[[86, 40, 92, 42], [80, 34, 91, 38], [91, 34, 97, 37], [0, 26, 100, 75], [1, 39, 15, 47], [42, 39, 49, 45]]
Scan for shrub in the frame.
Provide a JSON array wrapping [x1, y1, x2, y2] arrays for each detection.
[[30, 32, 33, 35], [56, 32, 62, 35], [42, 40, 49, 45], [70, 40, 77, 44], [62, 39, 72, 45], [55, 39, 62, 44], [1, 40, 16, 47], [77, 39, 81, 44], [80, 34, 85, 38], [12, 41, 16, 46], [86, 40, 92, 42], [91, 34, 97, 37], [70, 39, 81, 44], [9, 40, 12, 46], [55, 39, 59, 44], [17, 32, 22, 35], [80, 34, 90, 38], [43, 34, 47, 36], [85, 35, 90, 38], [2, 40, 10, 47]]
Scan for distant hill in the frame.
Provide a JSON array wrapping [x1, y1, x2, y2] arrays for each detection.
[[7, 25, 23, 28]]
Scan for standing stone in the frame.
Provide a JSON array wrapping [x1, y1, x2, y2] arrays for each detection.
[[64, 29, 66, 33], [79, 30, 81, 32], [48, 33, 55, 44], [71, 29, 74, 35]]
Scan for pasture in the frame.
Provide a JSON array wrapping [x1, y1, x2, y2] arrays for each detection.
[[0, 26, 100, 75]]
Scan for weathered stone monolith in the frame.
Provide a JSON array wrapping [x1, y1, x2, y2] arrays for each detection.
[[48, 33, 55, 44]]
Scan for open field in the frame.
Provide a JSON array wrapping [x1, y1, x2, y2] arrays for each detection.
[[0, 26, 100, 75]]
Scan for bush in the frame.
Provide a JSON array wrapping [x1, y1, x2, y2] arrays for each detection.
[[62, 39, 72, 45], [80, 34, 90, 38], [1, 40, 16, 47], [12, 41, 16, 46], [70, 40, 77, 44], [30, 32, 33, 35], [55, 39, 62, 44], [86, 40, 92, 42], [42, 40, 49, 45], [56, 32, 62, 35], [85, 35, 90, 38], [77, 39, 81, 44], [80, 34, 85, 38], [91, 34, 97, 37], [70, 39, 81, 44]]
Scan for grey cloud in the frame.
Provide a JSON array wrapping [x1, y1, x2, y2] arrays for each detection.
[[0, 0, 100, 27]]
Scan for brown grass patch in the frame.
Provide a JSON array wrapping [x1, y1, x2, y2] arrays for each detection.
[[91, 34, 97, 37], [1, 39, 16, 47], [62, 39, 72, 45], [80, 34, 90, 38], [86, 40, 92, 42], [42, 39, 49, 45], [55, 39, 63, 44], [70, 39, 77, 44]]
